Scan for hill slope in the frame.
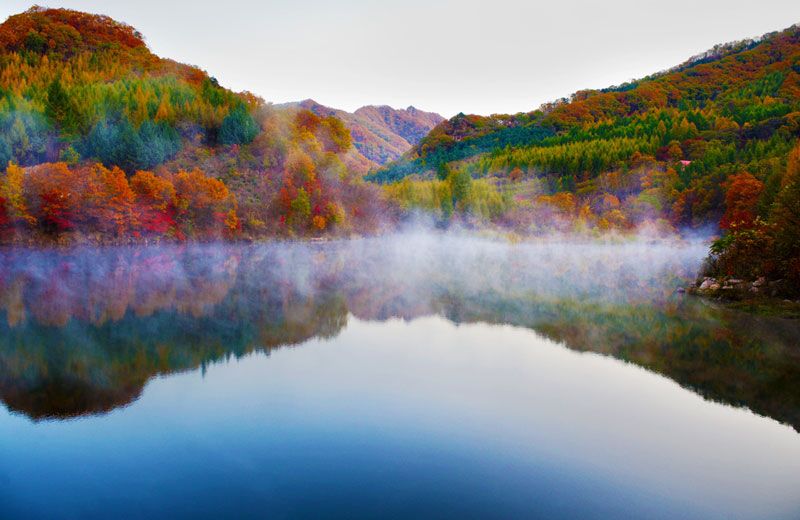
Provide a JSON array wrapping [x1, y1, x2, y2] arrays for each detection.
[[373, 23, 800, 293], [377, 24, 800, 189], [0, 6, 386, 242], [373, 23, 800, 224]]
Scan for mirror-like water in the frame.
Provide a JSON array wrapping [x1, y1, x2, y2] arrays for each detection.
[[1, 235, 799, 519]]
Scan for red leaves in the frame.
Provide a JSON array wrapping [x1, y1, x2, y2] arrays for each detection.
[[137, 204, 176, 235], [721, 172, 764, 230], [0, 196, 10, 230], [23, 163, 79, 232], [39, 190, 76, 232], [6, 162, 239, 241]]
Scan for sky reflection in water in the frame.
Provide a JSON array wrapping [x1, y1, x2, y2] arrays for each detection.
[[1, 235, 799, 519]]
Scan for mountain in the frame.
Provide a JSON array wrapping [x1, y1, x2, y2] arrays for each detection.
[[0, 6, 386, 242], [375, 24, 800, 186], [283, 99, 443, 173], [373, 23, 800, 294], [372, 23, 800, 225]]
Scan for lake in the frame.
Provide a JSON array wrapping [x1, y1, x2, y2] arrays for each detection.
[[1, 234, 799, 519]]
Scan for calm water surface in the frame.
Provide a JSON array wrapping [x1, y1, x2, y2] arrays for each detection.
[[1, 234, 799, 519]]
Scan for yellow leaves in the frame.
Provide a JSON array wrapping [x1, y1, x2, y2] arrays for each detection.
[[714, 116, 740, 132], [604, 209, 627, 228], [173, 169, 238, 234], [1, 162, 36, 225], [284, 147, 316, 184], [174, 169, 230, 208], [312, 215, 326, 231], [578, 202, 593, 222], [537, 192, 576, 215], [319, 116, 352, 154], [384, 178, 447, 213], [154, 95, 174, 123], [224, 209, 240, 233], [130, 170, 176, 210]]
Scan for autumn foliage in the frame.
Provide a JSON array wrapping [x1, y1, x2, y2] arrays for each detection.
[[704, 141, 800, 293], [720, 172, 764, 230], [0, 161, 238, 241]]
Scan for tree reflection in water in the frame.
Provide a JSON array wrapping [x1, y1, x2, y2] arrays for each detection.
[[0, 234, 798, 430]]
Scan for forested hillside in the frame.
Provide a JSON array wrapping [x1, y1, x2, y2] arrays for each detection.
[[0, 7, 386, 243], [370, 23, 800, 293]]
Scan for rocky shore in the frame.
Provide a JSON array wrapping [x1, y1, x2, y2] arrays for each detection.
[[687, 276, 786, 298], [685, 276, 800, 318]]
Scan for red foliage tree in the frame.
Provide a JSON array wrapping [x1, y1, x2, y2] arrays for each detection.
[[0, 196, 10, 231], [22, 163, 80, 233], [720, 172, 764, 230], [130, 170, 177, 236]]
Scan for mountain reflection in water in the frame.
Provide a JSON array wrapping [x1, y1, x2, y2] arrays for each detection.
[[0, 233, 798, 432]]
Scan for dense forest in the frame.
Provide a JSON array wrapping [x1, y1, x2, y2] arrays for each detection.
[[1, 7, 799, 295], [0, 7, 387, 243]]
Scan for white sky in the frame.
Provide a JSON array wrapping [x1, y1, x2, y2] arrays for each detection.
[[2, 1, 800, 117]]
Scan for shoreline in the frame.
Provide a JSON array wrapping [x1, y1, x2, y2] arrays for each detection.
[[687, 277, 800, 319]]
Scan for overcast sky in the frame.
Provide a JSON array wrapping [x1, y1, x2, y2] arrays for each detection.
[[2, 1, 800, 117]]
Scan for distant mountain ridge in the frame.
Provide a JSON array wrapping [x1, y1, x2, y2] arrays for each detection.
[[282, 99, 443, 172]]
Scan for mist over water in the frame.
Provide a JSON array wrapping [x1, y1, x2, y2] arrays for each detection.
[[0, 230, 710, 328], [1, 232, 799, 519]]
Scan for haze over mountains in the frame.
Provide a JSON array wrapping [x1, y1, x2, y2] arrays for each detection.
[[0, 6, 799, 295], [280, 100, 443, 173]]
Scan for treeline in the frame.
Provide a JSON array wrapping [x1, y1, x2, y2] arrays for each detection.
[[385, 166, 509, 222], [0, 101, 390, 242], [0, 162, 238, 241], [174, 103, 388, 238]]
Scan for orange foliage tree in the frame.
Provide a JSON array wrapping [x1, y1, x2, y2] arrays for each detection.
[[173, 169, 239, 237], [22, 162, 80, 232], [0, 162, 240, 241], [720, 172, 764, 230], [1, 163, 36, 228], [83, 164, 136, 236]]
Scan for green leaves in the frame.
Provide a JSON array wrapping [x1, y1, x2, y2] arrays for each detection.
[[219, 106, 259, 146], [81, 116, 181, 172]]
